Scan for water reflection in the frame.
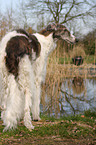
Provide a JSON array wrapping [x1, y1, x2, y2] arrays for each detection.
[[72, 77, 85, 95], [41, 78, 96, 117]]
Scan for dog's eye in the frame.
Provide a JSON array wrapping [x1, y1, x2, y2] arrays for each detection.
[[57, 24, 60, 28], [47, 25, 51, 30], [64, 30, 70, 36]]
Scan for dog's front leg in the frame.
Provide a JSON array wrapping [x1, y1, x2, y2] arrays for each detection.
[[31, 81, 41, 121]]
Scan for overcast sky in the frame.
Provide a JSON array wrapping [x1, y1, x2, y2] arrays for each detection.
[[0, 0, 25, 12], [0, 0, 96, 35], [0, 0, 16, 10]]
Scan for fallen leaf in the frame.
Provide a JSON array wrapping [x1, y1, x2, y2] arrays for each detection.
[[81, 115, 85, 118]]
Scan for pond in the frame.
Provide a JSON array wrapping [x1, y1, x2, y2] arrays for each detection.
[[41, 77, 96, 117]]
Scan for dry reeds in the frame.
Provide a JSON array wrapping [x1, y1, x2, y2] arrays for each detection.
[[70, 44, 86, 59], [41, 43, 96, 117]]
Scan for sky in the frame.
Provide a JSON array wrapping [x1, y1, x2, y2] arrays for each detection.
[[0, 0, 95, 35], [0, 0, 21, 12]]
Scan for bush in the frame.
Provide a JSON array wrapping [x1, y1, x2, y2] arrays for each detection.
[[82, 29, 96, 55], [70, 44, 86, 59]]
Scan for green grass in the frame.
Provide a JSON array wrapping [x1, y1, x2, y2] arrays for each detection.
[[58, 55, 96, 64], [0, 110, 96, 144]]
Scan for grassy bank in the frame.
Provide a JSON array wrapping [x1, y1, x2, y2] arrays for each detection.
[[0, 110, 96, 145]]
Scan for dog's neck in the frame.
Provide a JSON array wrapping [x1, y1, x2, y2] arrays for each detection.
[[32, 32, 57, 83], [33, 32, 56, 59]]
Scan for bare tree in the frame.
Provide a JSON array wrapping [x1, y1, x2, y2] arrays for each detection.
[[6, 6, 14, 30], [12, 0, 30, 29], [43, 0, 96, 24], [0, 6, 14, 39], [25, 0, 96, 33], [0, 0, 96, 35]]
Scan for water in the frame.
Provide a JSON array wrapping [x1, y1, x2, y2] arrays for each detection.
[[61, 78, 96, 115], [41, 77, 96, 117]]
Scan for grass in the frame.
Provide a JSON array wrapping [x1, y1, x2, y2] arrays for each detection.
[[56, 55, 96, 64], [0, 110, 96, 145]]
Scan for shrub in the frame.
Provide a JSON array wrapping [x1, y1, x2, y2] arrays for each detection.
[[70, 44, 86, 59]]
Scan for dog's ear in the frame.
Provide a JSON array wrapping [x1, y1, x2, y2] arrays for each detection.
[[46, 23, 57, 31], [46, 23, 66, 31], [29, 35, 41, 58], [16, 29, 29, 38]]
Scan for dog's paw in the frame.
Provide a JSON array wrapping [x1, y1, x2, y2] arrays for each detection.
[[33, 116, 41, 122], [26, 124, 34, 131], [24, 121, 34, 130], [3, 125, 15, 132]]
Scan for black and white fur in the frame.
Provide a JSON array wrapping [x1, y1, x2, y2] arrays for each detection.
[[0, 24, 76, 131]]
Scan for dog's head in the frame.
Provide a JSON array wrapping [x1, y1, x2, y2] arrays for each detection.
[[46, 23, 76, 44]]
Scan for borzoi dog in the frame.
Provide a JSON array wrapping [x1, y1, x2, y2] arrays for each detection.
[[0, 24, 76, 131]]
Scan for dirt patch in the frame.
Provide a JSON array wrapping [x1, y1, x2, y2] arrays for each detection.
[[1, 136, 96, 145], [0, 119, 96, 145]]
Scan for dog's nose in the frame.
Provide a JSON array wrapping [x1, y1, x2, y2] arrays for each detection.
[[75, 38, 79, 43]]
